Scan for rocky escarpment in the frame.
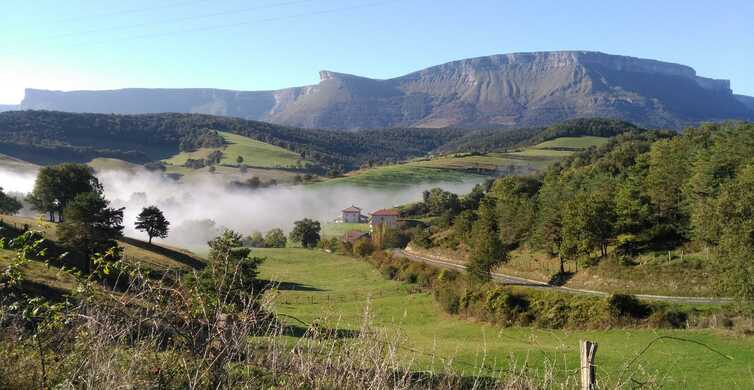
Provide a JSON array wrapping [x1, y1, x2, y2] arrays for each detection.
[[20, 51, 754, 130]]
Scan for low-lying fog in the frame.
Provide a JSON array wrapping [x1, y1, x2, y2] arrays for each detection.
[[1, 167, 482, 248]]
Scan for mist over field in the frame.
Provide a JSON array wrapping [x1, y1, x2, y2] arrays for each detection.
[[0, 167, 481, 247]]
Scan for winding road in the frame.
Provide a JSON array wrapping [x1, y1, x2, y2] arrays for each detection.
[[392, 248, 734, 305]]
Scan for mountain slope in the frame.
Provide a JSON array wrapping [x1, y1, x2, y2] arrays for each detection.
[[20, 51, 753, 130]]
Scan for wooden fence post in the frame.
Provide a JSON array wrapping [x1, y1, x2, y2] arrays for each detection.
[[580, 340, 598, 390]]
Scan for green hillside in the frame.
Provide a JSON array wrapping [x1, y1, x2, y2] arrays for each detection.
[[257, 248, 753, 388], [323, 136, 606, 187], [164, 131, 305, 169]]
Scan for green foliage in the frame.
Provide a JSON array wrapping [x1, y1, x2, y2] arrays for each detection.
[[352, 239, 375, 257], [202, 230, 264, 306], [410, 227, 433, 249], [27, 163, 102, 222], [246, 231, 266, 248], [290, 218, 321, 249], [57, 192, 124, 273], [467, 197, 506, 282], [422, 188, 461, 216], [264, 228, 287, 248], [134, 206, 170, 244], [0, 187, 22, 215]]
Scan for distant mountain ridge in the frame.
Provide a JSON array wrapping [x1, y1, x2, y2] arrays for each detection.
[[0, 104, 18, 112], [20, 51, 754, 130]]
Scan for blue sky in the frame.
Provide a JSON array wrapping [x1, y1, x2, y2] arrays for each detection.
[[1, 0, 752, 103]]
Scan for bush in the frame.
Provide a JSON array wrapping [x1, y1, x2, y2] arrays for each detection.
[[606, 294, 652, 319], [353, 239, 375, 257], [649, 310, 689, 328], [380, 264, 399, 279], [434, 286, 461, 314]]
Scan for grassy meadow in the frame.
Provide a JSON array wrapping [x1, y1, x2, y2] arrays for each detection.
[[256, 248, 754, 389], [321, 222, 370, 238], [163, 131, 305, 169], [321, 136, 607, 188]]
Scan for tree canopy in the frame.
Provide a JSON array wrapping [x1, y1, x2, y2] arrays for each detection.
[[290, 219, 321, 249], [28, 163, 102, 222], [0, 187, 22, 215], [134, 206, 170, 244], [57, 191, 124, 274]]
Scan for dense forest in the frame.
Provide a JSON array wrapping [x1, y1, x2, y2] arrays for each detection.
[[0, 110, 646, 170], [407, 121, 754, 299]]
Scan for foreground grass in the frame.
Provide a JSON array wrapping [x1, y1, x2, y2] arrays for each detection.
[[257, 248, 754, 389]]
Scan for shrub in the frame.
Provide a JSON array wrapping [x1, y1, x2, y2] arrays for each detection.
[[353, 239, 375, 257], [606, 294, 652, 319], [380, 264, 399, 279]]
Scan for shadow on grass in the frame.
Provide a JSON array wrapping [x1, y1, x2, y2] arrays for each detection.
[[283, 324, 360, 339], [120, 236, 206, 270], [20, 280, 70, 302], [258, 279, 326, 292], [548, 271, 575, 286]]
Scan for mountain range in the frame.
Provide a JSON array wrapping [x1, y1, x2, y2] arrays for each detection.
[[18, 51, 754, 130]]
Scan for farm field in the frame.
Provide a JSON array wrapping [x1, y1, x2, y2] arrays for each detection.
[[322, 136, 607, 188], [531, 136, 609, 150], [256, 248, 754, 389], [163, 131, 305, 169], [321, 222, 370, 238], [321, 164, 487, 188]]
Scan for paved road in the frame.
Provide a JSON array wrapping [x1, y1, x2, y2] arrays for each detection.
[[392, 248, 734, 305]]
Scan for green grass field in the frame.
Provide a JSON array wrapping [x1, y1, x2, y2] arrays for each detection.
[[321, 222, 370, 238], [532, 136, 609, 150], [321, 165, 487, 188], [163, 131, 304, 169], [256, 248, 754, 388], [321, 137, 607, 188]]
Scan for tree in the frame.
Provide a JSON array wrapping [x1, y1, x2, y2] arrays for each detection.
[[424, 188, 460, 216], [246, 231, 266, 248], [264, 228, 287, 248], [713, 162, 754, 301], [290, 218, 321, 248], [0, 187, 22, 215], [134, 206, 170, 244], [467, 197, 506, 282], [560, 188, 616, 269], [57, 192, 124, 274], [28, 164, 102, 222], [202, 230, 264, 306], [236, 155, 244, 164]]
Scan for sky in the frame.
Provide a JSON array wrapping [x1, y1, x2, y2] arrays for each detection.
[[1, 0, 753, 104]]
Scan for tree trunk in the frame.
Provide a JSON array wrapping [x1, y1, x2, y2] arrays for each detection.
[[149, 236, 153, 244], [559, 255, 565, 274]]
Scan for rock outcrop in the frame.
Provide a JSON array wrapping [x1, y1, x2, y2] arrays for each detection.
[[20, 51, 754, 130]]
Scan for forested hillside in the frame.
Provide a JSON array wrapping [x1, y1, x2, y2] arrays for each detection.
[[0, 111, 649, 171], [407, 121, 754, 299]]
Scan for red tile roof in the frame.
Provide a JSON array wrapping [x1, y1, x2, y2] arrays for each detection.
[[370, 208, 400, 217], [342, 206, 362, 213]]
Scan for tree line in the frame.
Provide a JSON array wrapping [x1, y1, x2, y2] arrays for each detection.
[[407, 122, 754, 299]]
